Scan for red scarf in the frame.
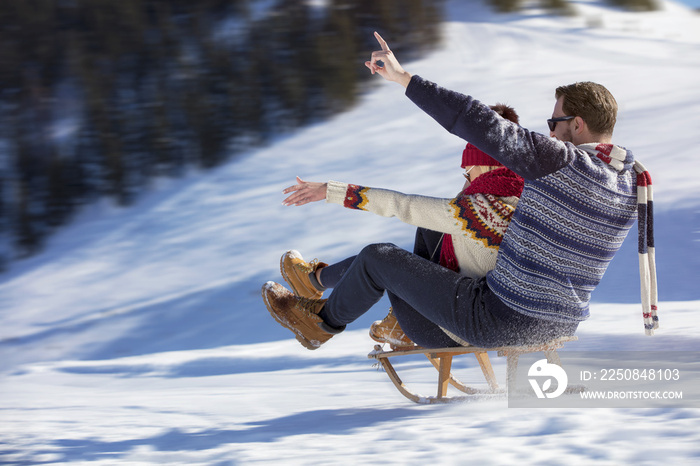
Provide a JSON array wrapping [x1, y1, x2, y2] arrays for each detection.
[[439, 167, 524, 272]]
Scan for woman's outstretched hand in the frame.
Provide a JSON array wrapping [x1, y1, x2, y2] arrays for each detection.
[[364, 32, 412, 88], [282, 177, 328, 206]]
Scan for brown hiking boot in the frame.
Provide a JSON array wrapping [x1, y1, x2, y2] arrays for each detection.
[[262, 281, 343, 350], [369, 308, 417, 350], [280, 250, 327, 300]]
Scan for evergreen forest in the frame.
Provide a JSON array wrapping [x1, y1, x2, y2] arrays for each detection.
[[0, 0, 658, 266]]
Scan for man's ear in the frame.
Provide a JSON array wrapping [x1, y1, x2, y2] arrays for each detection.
[[573, 116, 586, 135]]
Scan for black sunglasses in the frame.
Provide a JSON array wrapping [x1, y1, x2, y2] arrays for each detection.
[[547, 115, 575, 132]]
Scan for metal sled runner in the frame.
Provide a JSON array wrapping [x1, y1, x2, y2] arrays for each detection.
[[368, 336, 577, 404]]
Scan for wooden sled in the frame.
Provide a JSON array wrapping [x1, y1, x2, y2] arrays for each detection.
[[368, 336, 578, 404]]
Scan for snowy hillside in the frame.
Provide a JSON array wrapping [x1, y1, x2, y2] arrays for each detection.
[[1, 0, 700, 464]]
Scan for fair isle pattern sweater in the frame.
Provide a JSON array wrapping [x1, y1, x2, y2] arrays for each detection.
[[325, 180, 519, 280], [406, 75, 638, 323]]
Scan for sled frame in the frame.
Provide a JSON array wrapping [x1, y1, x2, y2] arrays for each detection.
[[368, 336, 577, 404]]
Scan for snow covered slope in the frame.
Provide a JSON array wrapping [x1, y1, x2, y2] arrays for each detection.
[[1, 1, 699, 464]]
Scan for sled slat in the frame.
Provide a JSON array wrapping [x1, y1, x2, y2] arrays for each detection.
[[435, 353, 453, 399], [474, 351, 499, 391]]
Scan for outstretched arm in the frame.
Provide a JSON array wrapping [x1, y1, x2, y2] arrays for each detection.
[[281, 177, 517, 241], [364, 32, 412, 88]]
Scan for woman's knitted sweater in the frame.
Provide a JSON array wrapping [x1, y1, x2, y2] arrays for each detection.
[[325, 173, 521, 280]]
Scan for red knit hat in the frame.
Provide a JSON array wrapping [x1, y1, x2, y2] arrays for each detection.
[[461, 143, 502, 168]]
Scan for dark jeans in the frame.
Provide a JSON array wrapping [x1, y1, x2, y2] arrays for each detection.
[[320, 228, 460, 347], [320, 227, 443, 286], [318, 229, 578, 348]]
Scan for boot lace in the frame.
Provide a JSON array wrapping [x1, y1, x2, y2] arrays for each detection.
[[296, 296, 322, 316], [295, 258, 319, 275]]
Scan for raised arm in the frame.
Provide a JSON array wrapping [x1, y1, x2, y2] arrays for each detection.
[[406, 77, 576, 180], [365, 33, 575, 180]]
